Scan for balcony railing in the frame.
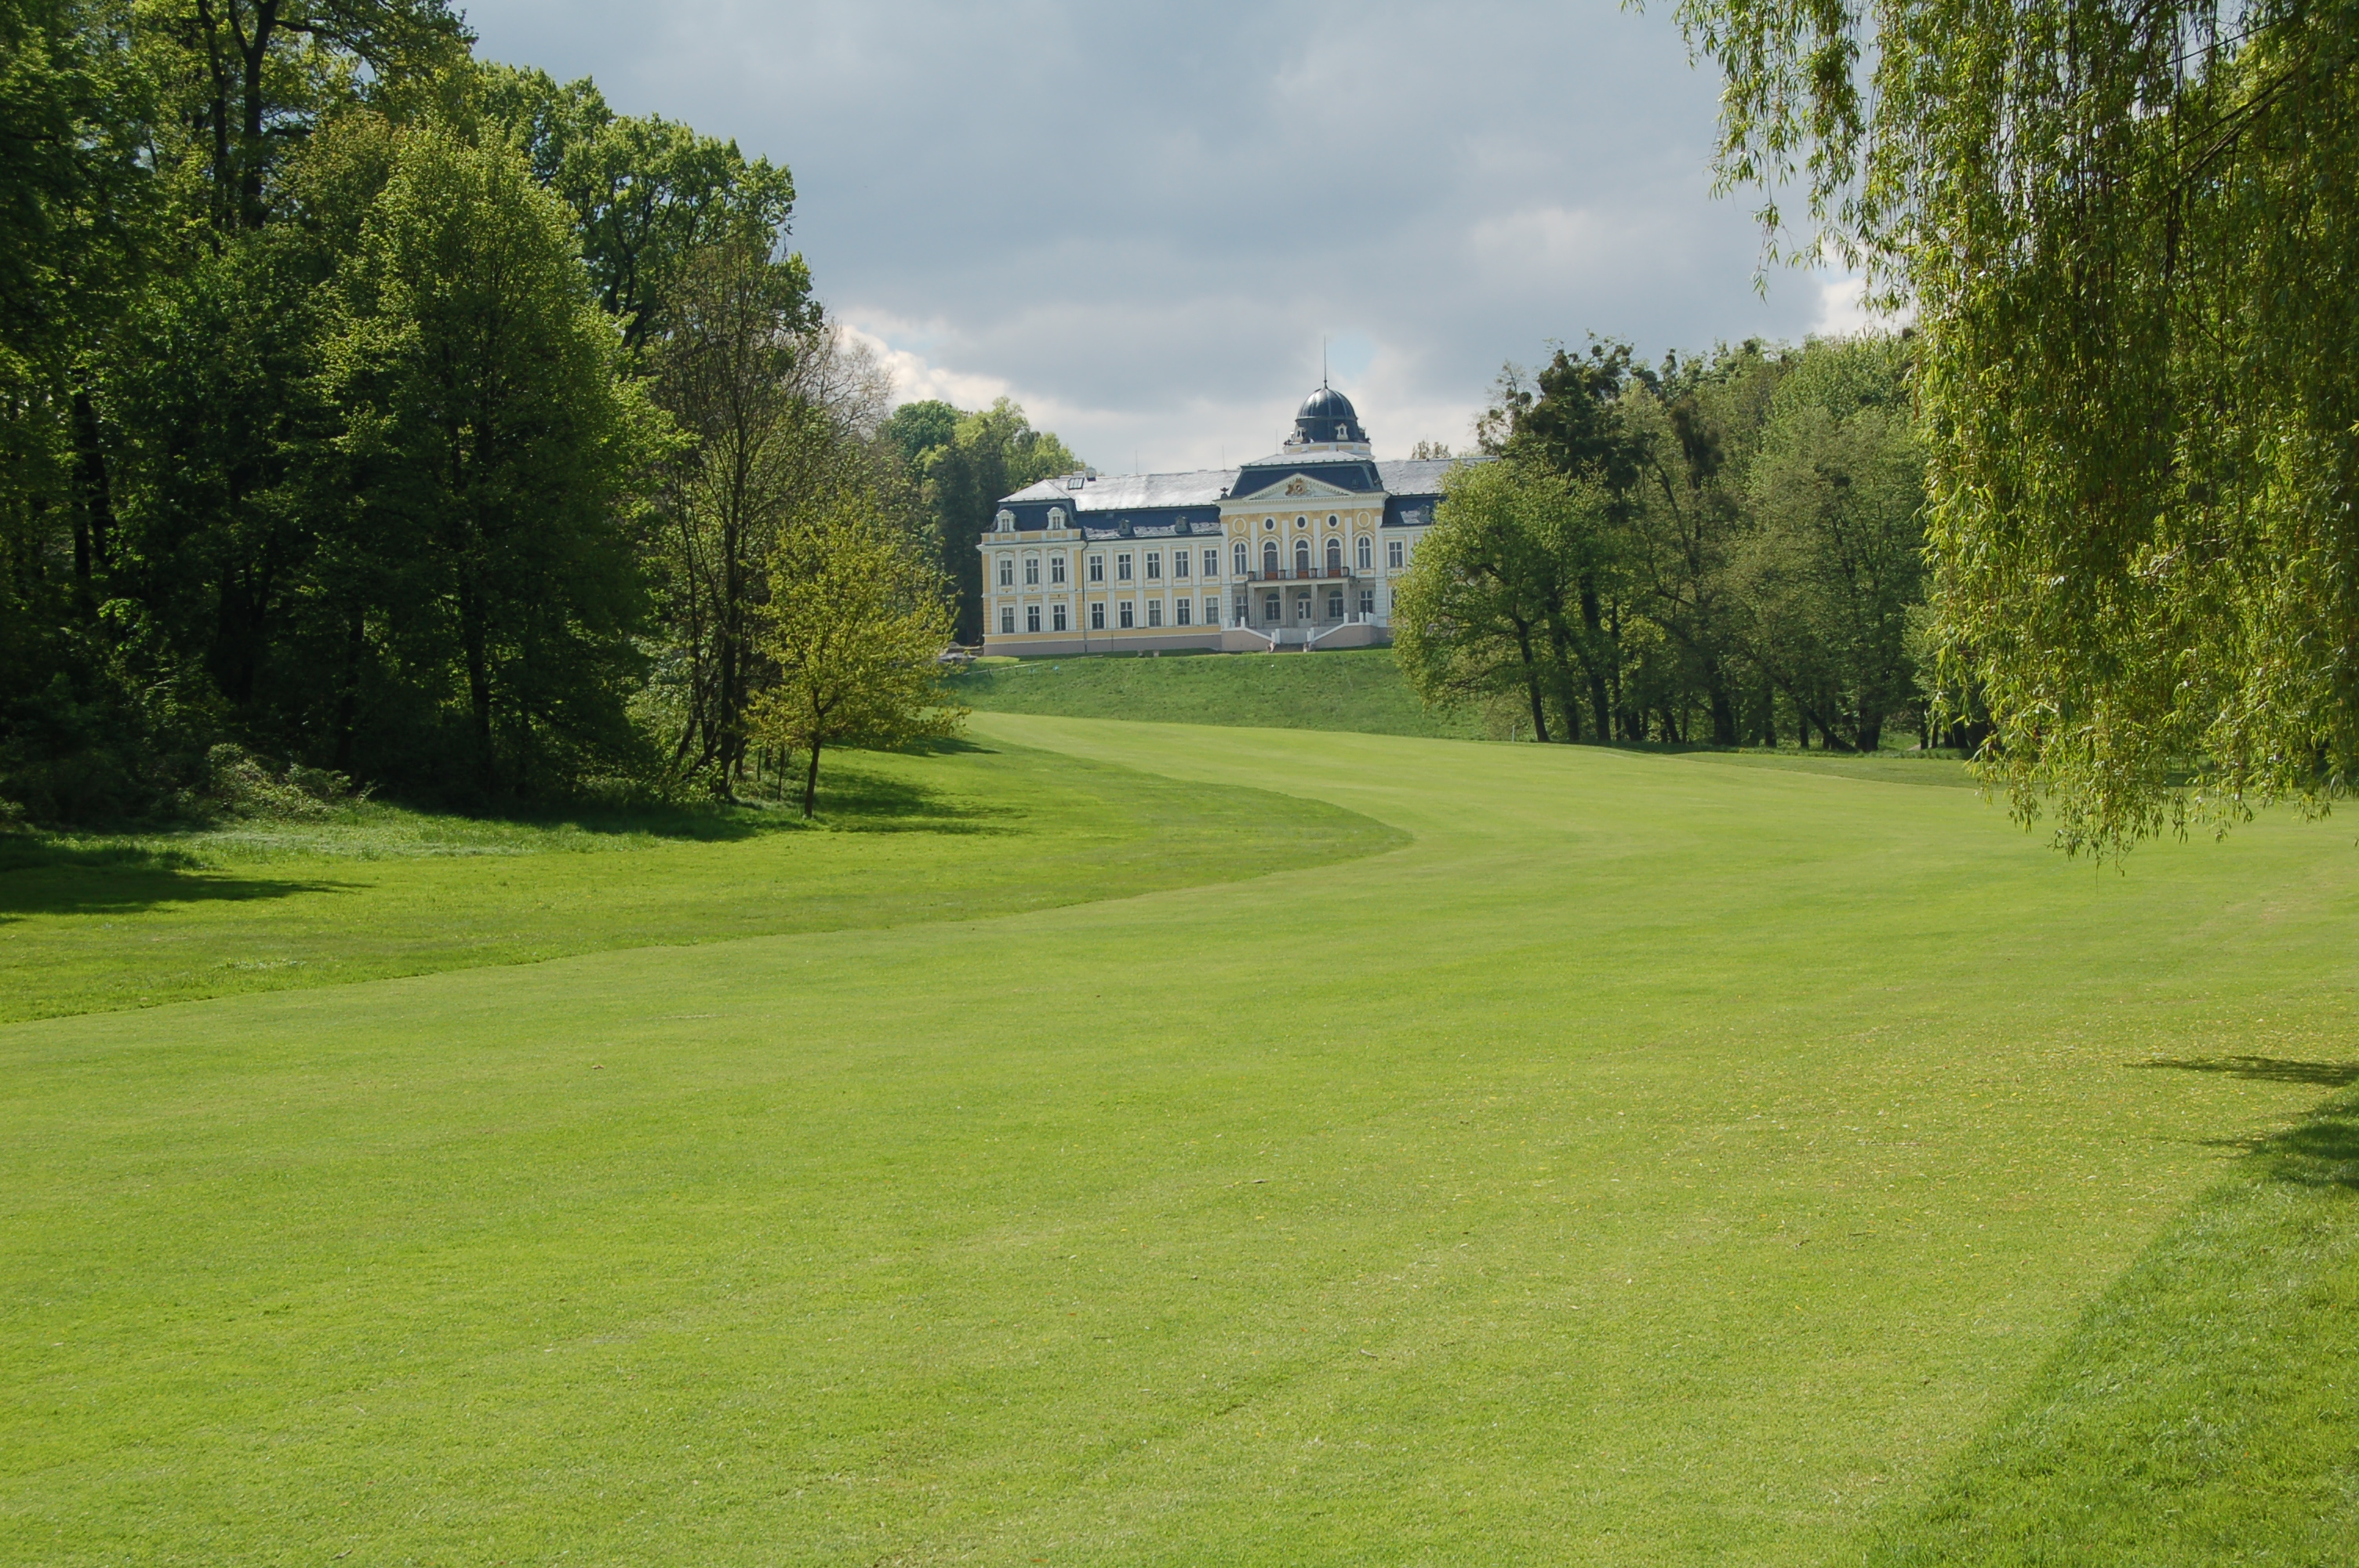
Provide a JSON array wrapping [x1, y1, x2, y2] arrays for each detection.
[[1245, 564, 1350, 583]]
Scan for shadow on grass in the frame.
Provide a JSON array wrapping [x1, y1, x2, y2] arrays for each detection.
[[2141, 1054, 2359, 1087], [2153, 1059, 2359, 1191], [812, 757, 1023, 836], [0, 836, 340, 923]]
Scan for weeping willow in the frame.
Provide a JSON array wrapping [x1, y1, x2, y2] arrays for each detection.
[[1678, 0, 2359, 853]]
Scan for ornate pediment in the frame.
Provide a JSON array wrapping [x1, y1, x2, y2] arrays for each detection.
[[1234, 471, 1361, 506]]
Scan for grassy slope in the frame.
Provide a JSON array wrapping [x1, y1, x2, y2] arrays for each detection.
[[1860, 1074, 2359, 1566], [947, 647, 1488, 739], [0, 742, 1398, 1024], [5, 717, 2357, 1563]]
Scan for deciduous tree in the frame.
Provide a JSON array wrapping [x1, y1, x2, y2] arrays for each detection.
[[752, 492, 960, 818], [1677, 0, 2359, 850]]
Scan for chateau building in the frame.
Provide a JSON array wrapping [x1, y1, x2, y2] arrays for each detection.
[[979, 386, 1478, 655]]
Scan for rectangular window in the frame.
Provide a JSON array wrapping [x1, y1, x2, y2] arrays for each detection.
[[1233, 596, 1248, 626], [1147, 599, 1164, 628], [1264, 592, 1281, 622], [1089, 601, 1105, 630], [1052, 602, 1067, 632], [1145, 551, 1161, 580], [1327, 590, 1343, 620], [998, 606, 1015, 634], [1387, 538, 1405, 569], [1174, 597, 1191, 626], [1026, 604, 1041, 633], [1207, 597, 1222, 626], [1116, 553, 1133, 582], [1051, 555, 1067, 585], [1358, 589, 1375, 615], [1089, 555, 1104, 583], [1172, 550, 1189, 579], [1204, 548, 1220, 579], [998, 557, 1015, 587], [1024, 558, 1040, 586], [1118, 601, 1136, 629]]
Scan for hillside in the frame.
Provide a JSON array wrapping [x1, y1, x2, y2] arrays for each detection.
[[946, 648, 1488, 739]]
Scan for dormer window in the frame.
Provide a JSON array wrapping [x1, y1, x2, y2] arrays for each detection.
[[1048, 506, 1067, 529], [994, 510, 1016, 532]]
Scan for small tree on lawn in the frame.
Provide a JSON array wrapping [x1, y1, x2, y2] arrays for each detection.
[[752, 493, 961, 818]]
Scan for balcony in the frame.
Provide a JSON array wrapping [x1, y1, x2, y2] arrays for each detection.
[[1245, 564, 1350, 583]]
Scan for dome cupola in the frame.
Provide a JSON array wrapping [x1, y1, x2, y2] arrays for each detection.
[[1290, 384, 1366, 447]]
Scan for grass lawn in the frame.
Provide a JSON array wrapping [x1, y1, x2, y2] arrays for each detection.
[[947, 647, 1488, 739], [0, 742, 1397, 1025], [5, 715, 2357, 1563]]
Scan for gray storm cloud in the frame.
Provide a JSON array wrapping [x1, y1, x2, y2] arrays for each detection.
[[462, 0, 1856, 470]]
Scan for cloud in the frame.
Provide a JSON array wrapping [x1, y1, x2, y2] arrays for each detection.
[[466, 0, 1845, 473]]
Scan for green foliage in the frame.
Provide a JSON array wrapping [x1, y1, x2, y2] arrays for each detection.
[[478, 64, 804, 352], [0, 5, 859, 819], [1394, 456, 1612, 742], [1425, 336, 1927, 750], [753, 489, 962, 816], [896, 397, 1081, 644], [1737, 336, 1927, 750], [322, 121, 663, 797], [1676, 0, 2359, 853], [641, 241, 827, 790]]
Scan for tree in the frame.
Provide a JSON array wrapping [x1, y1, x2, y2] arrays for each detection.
[[1394, 457, 1608, 742], [900, 399, 1080, 644], [322, 121, 660, 797], [480, 64, 800, 352], [1736, 337, 1927, 752], [645, 241, 818, 789], [1619, 343, 1787, 746], [1677, 0, 2359, 851], [1485, 339, 1647, 737], [751, 491, 960, 818]]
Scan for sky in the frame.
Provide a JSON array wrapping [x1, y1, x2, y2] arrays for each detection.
[[460, 0, 1871, 474]]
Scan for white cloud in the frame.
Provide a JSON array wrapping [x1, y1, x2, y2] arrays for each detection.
[[467, 0, 1844, 478], [1810, 275, 1874, 336]]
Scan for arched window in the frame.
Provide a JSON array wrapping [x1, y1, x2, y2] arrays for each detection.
[[1047, 507, 1066, 528], [994, 510, 1016, 532], [1262, 540, 1279, 575], [1325, 538, 1342, 572], [1294, 539, 1311, 573], [1356, 535, 1372, 570], [1233, 542, 1249, 575]]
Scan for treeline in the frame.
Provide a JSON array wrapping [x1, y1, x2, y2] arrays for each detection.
[[1398, 336, 1962, 752], [0, 0, 1060, 822]]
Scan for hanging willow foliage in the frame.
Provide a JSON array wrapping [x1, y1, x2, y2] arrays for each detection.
[[1676, 0, 2359, 853]]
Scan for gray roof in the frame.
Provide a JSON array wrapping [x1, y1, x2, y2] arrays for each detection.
[[1001, 469, 1233, 510], [1000, 454, 1488, 510], [1376, 458, 1470, 498]]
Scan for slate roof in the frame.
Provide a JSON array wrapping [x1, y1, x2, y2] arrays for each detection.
[[997, 455, 1487, 517], [1001, 469, 1232, 510]]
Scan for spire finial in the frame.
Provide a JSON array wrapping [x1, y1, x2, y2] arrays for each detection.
[[1322, 337, 1329, 388]]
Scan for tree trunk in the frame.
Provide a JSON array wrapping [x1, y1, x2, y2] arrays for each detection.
[[333, 608, 364, 773], [1577, 578, 1613, 742], [1510, 616, 1550, 743], [70, 389, 112, 601], [1542, 611, 1583, 743], [460, 577, 495, 796], [801, 737, 822, 818]]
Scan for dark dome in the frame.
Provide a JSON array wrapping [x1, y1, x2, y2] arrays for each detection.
[[1298, 386, 1358, 423], [1291, 384, 1366, 445]]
